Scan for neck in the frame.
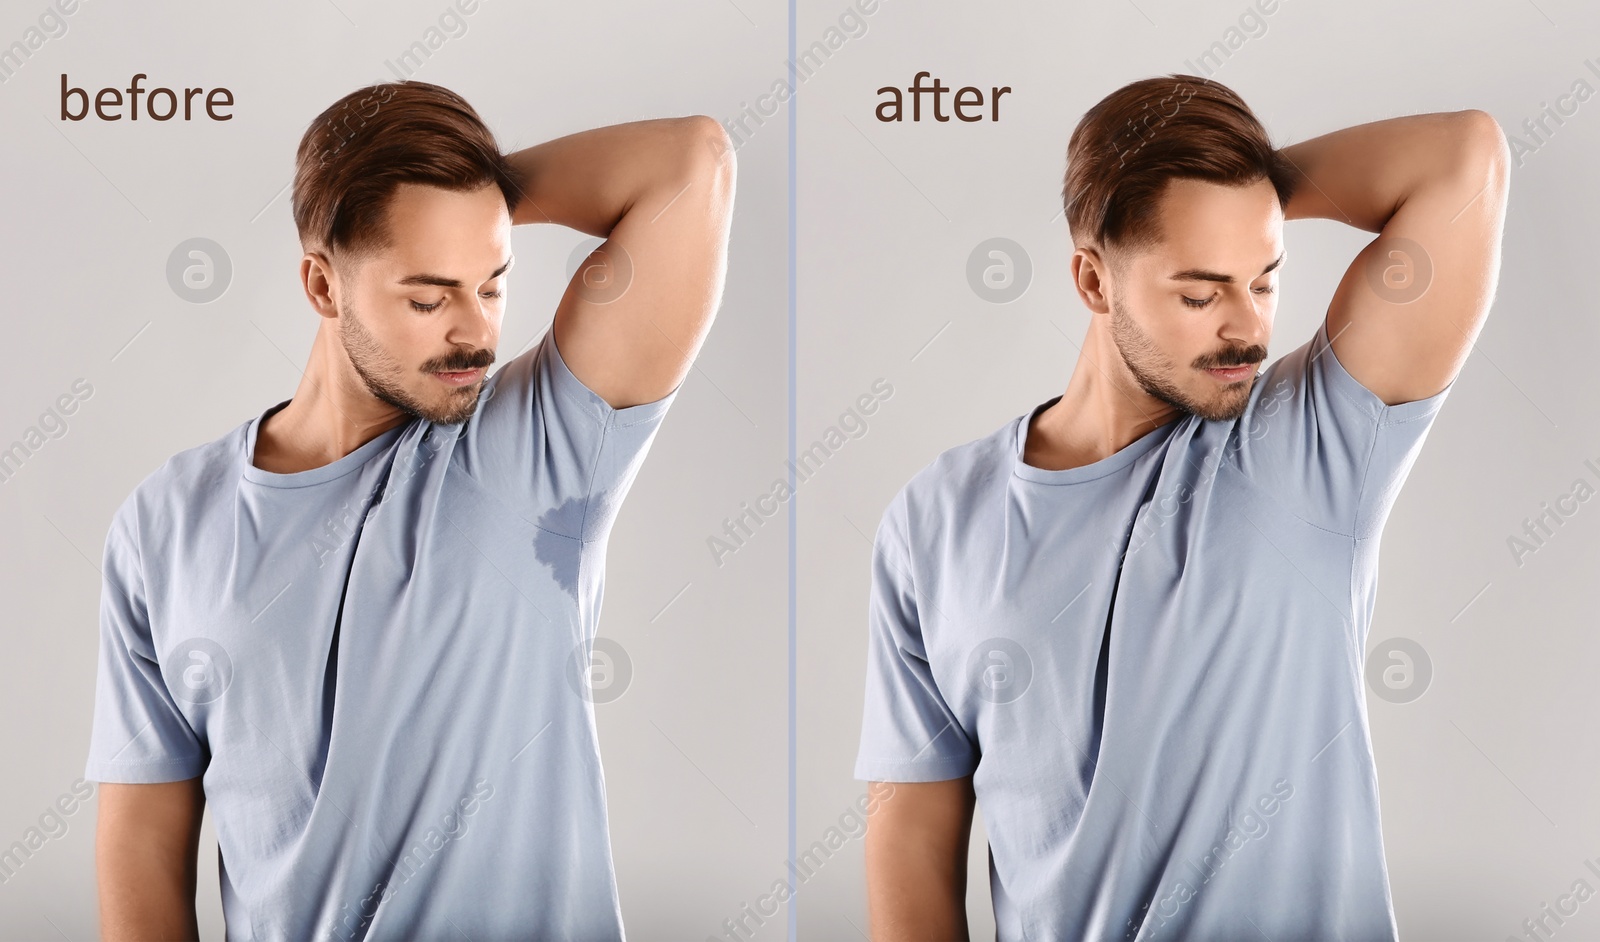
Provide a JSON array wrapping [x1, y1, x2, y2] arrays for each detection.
[[252, 321, 409, 474], [1023, 324, 1179, 473]]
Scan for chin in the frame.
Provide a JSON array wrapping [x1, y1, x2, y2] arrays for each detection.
[[1183, 386, 1253, 423], [428, 401, 481, 426]]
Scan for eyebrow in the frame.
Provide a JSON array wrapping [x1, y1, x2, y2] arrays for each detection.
[[398, 257, 514, 289], [1168, 251, 1285, 284]]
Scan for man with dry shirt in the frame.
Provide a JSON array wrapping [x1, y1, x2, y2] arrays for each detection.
[[85, 81, 733, 939], [854, 75, 1507, 940]]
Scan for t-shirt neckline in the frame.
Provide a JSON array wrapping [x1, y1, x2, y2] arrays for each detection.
[[242, 399, 412, 488], [1012, 396, 1177, 485]]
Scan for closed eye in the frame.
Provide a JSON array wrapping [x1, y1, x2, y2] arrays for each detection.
[[1181, 284, 1275, 309], [410, 289, 503, 313]]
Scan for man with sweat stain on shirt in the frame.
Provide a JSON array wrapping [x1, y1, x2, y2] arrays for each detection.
[[854, 75, 1507, 940], [85, 81, 734, 939]]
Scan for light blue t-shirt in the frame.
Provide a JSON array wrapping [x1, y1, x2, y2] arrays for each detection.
[[85, 330, 676, 940], [854, 318, 1452, 941]]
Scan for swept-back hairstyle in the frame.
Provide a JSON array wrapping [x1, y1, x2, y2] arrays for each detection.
[[292, 80, 524, 264], [1062, 74, 1297, 258]]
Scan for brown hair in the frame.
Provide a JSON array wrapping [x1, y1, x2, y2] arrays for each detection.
[[1062, 74, 1296, 258], [292, 81, 524, 265]]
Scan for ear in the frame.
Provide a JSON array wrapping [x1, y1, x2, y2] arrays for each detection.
[[1071, 245, 1113, 316], [301, 250, 340, 320]]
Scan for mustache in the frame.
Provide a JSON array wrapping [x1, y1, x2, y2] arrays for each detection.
[[1200, 345, 1267, 370], [426, 350, 496, 373]]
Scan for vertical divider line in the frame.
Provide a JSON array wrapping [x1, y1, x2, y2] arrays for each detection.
[[786, 0, 799, 937]]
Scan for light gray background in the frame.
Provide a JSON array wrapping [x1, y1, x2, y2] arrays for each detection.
[[0, 0, 789, 937], [3, 0, 1597, 940], [793, 1, 1599, 941]]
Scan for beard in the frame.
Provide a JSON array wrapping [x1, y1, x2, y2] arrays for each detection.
[[338, 297, 491, 427], [1107, 293, 1264, 423]]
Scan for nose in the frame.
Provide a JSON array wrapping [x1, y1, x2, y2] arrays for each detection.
[[1226, 286, 1272, 349], [445, 293, 498, 354]]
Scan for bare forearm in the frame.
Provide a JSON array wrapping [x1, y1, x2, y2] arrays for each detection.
[[865, 779, 974, 941], [867, 858, 969, 942], [1281, 110, 1495, 231], [506, 115, 718, 234], [97, 780, 203, 941], [99, 844, 199, 939]]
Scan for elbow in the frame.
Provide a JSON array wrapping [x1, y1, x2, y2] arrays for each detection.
[[1453, 109, 1511, 189], [685, 114, 736, 187]]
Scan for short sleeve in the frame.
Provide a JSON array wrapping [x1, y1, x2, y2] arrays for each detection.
[[459, 329, 679, 542], [1236, 318, 1454, 539], [84, 497, 206, 783], [853, 492, 979, 783]]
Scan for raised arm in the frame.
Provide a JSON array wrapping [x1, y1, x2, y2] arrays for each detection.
[[96, 778, 205, 940], [864, 776, 976, 941], [1282, 109, 1510, 405], [506, 116, 735, 409]]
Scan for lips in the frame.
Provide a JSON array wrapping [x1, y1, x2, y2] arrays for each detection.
[[1205, 364, 1256, 382], [432, 368, 483, 387]]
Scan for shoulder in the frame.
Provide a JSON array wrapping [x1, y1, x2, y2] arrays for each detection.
[[113, 419, 251, 549], [884, 413, 1019, 543]]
